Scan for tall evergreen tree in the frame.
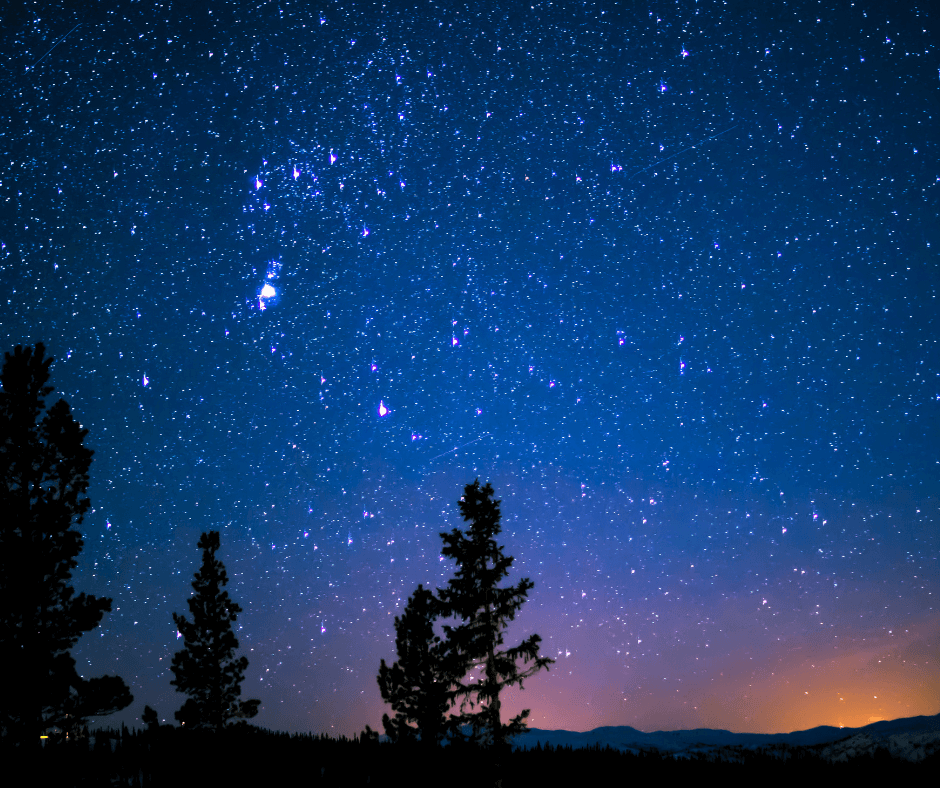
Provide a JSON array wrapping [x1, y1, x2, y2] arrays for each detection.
[[0, 343, 132, 747], [377, 584, 462, 748], [171, 531, 260, 731], [438, 480, 553, 751]]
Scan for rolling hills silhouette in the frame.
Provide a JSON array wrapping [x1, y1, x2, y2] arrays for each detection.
[[512, 712, 940, 761]]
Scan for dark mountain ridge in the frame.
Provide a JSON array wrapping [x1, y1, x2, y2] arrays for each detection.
[[511, 712, 940, 759]]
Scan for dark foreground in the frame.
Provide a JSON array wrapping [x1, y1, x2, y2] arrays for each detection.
[[7, 725, 936, 787]]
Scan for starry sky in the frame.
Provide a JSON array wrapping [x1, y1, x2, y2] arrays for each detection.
[[2, 0, 938, 737]]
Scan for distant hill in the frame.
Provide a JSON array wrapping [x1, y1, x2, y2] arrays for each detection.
[[511, 712, 940, 762]]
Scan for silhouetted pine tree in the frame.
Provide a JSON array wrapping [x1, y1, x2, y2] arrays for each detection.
[[438, 480, 553, 752], [377, 584, 463, 748], [171, 531, 259, 731], [0, 343, 132, 748]]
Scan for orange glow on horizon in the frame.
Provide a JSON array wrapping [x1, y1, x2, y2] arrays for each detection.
[[489, 619, 940, 735]]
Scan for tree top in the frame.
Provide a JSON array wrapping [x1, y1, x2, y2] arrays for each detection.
[[199, 531, 221, 553]]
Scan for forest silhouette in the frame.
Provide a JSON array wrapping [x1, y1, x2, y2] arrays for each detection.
[[1, 343, 935, 785]]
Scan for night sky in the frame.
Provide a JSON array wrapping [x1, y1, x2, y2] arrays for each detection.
[[2, 0, 938, 737]]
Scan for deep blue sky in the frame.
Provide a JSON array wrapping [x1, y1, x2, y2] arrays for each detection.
[[2, 0, 938, 736]]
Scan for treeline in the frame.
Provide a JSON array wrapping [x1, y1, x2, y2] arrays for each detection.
[[1, 343, 555, 749], [15, 724, 936, 787], [7, 341, 931, 784]]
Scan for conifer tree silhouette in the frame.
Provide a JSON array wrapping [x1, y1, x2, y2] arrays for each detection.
[[377, 584, 463, 748], [0, 343, 132, 747], [438, 480, 553, 752], [171, 531, 259, 731]]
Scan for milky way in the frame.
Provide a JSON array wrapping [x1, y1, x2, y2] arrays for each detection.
[[2, 1, 938, 736]]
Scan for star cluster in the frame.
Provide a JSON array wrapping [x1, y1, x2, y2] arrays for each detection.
[[1, 0, 937, 736]]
